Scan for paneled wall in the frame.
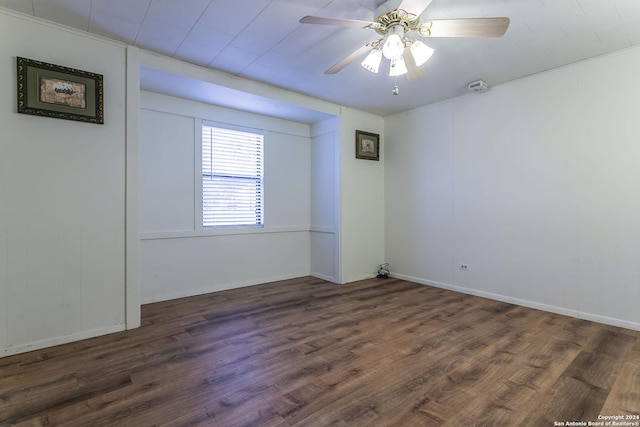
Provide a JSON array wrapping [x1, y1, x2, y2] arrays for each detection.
[[310, 117, 339, 282], [0, 7, 385, 357], [385, 46, 640, 330], [339, 108, 386, 284], [139, 92, 312, 302], [0, 10, 127, 356]]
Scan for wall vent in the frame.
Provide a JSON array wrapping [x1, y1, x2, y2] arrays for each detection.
[[468, 79, 488, 92]]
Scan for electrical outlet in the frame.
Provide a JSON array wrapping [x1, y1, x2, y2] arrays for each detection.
[[459, 264, 469, 271]]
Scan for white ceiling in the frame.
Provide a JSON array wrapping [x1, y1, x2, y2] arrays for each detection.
[[3, 0, 640, 118]]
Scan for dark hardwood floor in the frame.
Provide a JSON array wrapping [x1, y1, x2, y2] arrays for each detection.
[[1, 276, 639, 426]]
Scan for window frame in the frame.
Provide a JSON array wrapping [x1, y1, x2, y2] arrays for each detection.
[[196, 119, 265, 231]]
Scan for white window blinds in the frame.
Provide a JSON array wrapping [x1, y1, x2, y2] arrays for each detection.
[[202, 123, 264, 228]]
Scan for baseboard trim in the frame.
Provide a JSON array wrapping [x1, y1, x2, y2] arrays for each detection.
[[141, 273, 308, 304], [391, 273, 640, 332], [1, 324, 126, 358], [311, 272, 337, 283]]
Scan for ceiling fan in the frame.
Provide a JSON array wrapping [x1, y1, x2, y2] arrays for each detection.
[[300, 0, 509, 87]]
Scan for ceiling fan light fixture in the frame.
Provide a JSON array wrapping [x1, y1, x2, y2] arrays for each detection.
[[382, 25, 405, 60], [361, 49, 383, 73], [389, 56, 408, 77], [299, 6, 511, 84], [410, 40, 434, 66]]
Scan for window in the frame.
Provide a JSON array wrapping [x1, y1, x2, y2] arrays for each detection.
[[201, 122, 264, 228]]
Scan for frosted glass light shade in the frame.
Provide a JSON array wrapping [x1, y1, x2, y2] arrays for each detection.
[[361, 49, 382, 73], [410, 40, 434, 66], [382, 33, 404, 60], [389, 56, 408, 76]]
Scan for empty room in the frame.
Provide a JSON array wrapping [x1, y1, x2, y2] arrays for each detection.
[[1, 0, 639, 425]]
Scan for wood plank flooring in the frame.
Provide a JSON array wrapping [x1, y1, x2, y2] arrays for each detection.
[[1, 276, 639, 426]]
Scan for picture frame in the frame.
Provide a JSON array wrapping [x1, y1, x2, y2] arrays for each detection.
[[17, 56, 104, 124], [355, 130, 380, 161]]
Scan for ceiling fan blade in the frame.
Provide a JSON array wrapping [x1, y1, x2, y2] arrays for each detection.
[[403, 48, 426, 82], [325, 44, 373, 74], [300, 15, 375, 28], [397, 0, 433, 16], [423, 17, 510, 38]]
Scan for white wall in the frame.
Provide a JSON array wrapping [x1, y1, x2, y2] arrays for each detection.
[[385, 46, 640, 330], [0, 6, 384, 359], [139, 92, 312, 302], [0, 10, 128, 356], [339, 108, 386, 283], [310, 117, 340, 282]]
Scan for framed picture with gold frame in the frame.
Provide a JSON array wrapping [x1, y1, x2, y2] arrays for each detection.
[[355, 130, 379, 161], [17, 56, 104, 124]]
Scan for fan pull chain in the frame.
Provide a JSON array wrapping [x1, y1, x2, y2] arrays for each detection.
[[392, 76, 399, 95]]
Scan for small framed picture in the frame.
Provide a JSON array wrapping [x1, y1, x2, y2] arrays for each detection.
[[355, 130, 380, 161], [17, 56, 104, 124]]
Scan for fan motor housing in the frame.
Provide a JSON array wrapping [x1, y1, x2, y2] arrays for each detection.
[[376, 10, 419, 33]]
